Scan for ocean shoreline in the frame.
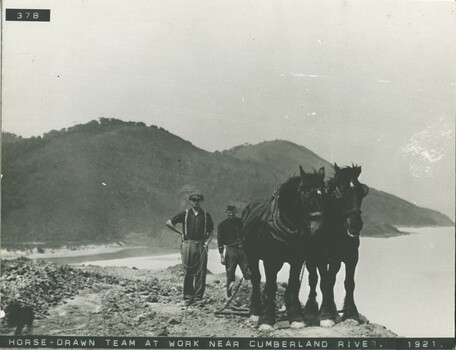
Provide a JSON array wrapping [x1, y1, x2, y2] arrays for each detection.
[[0, 244, 176, 262], [0, 225, 453, 263]]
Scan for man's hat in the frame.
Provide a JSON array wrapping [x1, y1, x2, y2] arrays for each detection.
[[226, 205, 237, 213], [189, 193, 204, 201]]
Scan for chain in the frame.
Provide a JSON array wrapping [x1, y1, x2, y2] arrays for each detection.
[[180, 243, 208, 277], [224, 241, 243, 248], [214, 277, 245, 314], [298, 260, 306, 297]]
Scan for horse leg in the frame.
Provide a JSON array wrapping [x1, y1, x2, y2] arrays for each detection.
[[259, 260, 282, 330], [302, 260, 319, 317], [342, 256, 359, 321], [318, 260, 340, 327], [325, 260, 341, 323], [248, 256, 262, 323], [285, 259, 305, 328]]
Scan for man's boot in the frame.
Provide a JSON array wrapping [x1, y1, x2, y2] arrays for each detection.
[[227, 281, 233, 298]]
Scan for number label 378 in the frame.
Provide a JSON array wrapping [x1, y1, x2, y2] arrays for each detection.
[[6, 9, 51, 22]]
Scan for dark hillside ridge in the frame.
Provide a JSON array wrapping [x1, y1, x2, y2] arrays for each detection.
[[225, 142, 454, 229], [1, 119, 273, 244], [1, 119, 453, 245]]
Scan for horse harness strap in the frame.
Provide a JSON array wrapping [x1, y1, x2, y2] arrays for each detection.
[[263, 195, 303, 246], [343, 208, 362, 216], [334, 186, 362, 216], [271, 195, 301, 234], [183, 209, 207, 241], [241, 195, 276, 245]]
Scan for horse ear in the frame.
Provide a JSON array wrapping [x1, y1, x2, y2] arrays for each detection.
[[299, 165, 306, 178], [318, 167, 325, 178], [334, 163, 340, 171]]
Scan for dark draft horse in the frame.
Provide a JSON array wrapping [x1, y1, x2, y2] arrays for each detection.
[[242, 166, 326, 330], [303, 164, 369, 327]]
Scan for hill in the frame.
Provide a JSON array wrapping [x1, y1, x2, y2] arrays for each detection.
[[1, 119, 277, 245], [225, 141, 454, 229], [226, 140, 333, 178], [1, 119, 453, 245]]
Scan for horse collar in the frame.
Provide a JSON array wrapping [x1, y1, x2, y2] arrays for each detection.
[[269, 196, 303, 239]]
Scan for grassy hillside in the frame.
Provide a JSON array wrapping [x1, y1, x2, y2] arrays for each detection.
[[226, 140, 334, 178], [1, 119, 273, 245], [225, 141, 454, 231], [1, 119, 452, 246]]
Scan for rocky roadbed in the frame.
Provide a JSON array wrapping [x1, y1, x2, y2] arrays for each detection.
[[0, 258, 397, 337]]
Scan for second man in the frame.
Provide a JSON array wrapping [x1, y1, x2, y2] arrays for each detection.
[[217, 205, 251, 298]]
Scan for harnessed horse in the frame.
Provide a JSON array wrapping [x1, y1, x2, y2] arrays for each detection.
[[303, 164, 369, 327], [242, 166, 326, 330]]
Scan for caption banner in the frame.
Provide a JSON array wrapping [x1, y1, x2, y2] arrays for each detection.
[[1, 336, 455, 349]]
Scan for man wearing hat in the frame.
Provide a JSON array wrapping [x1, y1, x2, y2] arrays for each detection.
[[217, 205, 251, 298], [166, 192, 214, 306]]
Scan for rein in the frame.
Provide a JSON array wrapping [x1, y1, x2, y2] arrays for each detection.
[[298, 260, 306, 297], [308, 211, 324, 217], [180, 241, 208, 277], [214, 277, 245, 315]]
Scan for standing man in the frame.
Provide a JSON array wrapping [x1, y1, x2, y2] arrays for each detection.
[[217, 205, 251, 298], [166, 193, 214, 306]]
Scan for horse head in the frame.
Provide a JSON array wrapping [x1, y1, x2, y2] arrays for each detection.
[[297, 166, 326, 237], [330, 163, 369, 238]]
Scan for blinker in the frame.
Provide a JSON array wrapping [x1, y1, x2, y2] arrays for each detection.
[[334, 187, 343, 199]]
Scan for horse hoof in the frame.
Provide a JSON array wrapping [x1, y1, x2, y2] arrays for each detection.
[[320, 319, 335, 328], [259, 324, 274, 331], [249, 315, 259, 323], [343, 317, 360, 324], [290, 321, 305, 329]]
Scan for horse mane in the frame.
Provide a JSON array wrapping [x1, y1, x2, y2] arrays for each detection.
[[278, 176, 301, 210]]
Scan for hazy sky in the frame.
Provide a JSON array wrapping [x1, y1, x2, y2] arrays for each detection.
[[2, 0, 455, 219]]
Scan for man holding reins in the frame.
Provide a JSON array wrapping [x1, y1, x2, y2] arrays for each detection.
[[166, 193, 214, 306], [217, 205, 251, 298]]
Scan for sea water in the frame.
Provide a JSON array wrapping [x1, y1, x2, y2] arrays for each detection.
[[71, 227, 454, 337]]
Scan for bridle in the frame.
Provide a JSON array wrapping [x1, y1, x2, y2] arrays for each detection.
[[296, 184, 325, 220], [333, 181, 366, 218]]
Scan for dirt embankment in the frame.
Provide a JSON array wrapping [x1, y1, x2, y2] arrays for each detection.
[[0, 258, 397, 338]]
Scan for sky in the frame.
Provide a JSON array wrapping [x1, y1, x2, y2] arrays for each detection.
[[1, 0, 455, 220]]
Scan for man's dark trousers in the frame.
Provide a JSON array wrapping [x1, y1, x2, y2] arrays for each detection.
[[225, 245, 250, 288], [181, 240, 208, 300]]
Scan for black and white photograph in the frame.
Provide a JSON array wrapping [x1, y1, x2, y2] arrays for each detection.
[[0, 0, 455, 347]]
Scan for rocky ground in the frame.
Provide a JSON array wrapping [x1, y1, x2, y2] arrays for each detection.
[[0, 258, 397, 338]]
